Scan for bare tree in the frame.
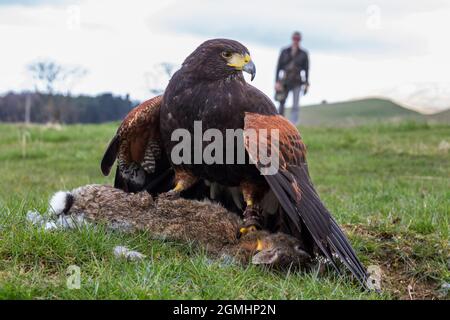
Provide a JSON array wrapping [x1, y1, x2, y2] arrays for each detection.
[[144, 62, 177, 96], [27, 59, 87, 122], [27, 59, 87, 94]]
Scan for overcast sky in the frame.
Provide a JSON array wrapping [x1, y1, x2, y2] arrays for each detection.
[[0, 0, 449, 112]]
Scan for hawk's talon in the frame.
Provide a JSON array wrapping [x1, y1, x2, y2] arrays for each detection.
[[239, 204, 262, 238], [237, 222, 261, 239], [240, 225, 258, 235]]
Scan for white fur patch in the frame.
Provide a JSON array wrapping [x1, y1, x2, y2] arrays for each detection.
[[26, 210, 46, 226], [55, 213, 87, 229], [44, 221, 58, 231], [26, 209, 88, 231], [26, 210, 58, 230], [49, 191, 70, 215], [113, 246, 146, 261]]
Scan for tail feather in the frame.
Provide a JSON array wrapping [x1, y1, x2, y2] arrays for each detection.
[[265, 165, 368, 288], [296, 167, 368, 286], [329, 219, 367, 278], [101, 135, 120, 176]]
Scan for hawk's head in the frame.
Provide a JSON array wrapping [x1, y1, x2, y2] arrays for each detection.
[[182, 38, 256, 81]]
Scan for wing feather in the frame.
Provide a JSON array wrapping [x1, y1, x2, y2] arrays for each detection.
[[100, 95, 171, 194], [243, 112, 368, 287], [101, 134, 120, 176]]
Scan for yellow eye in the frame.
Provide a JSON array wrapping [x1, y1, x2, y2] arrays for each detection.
[[221, 51, 232, 59]]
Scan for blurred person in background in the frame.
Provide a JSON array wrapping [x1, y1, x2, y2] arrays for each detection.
[[275, 31, 310, 125]]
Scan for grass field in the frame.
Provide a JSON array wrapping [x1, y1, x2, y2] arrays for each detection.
[[0, 121, 449, 299]]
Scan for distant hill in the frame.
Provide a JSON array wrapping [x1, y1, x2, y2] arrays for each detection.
[[372, 82, 450, 114], [296, 98, 425, 126], [427, 108, 450, 123]]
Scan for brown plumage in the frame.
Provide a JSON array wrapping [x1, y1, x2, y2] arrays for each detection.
[[54, 184, 311, 267], [244, 112, 307, 169], [101, 95, 171, 192], [101, 38, 368, 287], [158, 39, 368, 286], [243, 113, 367, 284]]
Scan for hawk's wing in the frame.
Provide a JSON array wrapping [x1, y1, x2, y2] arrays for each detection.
[[243, 112, 368, 286], [101, 95, 173, 193], [100, 95, 242, 206]]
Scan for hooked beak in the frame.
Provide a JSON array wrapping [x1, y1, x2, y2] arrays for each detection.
[[243, 60, 256, 81], [227, 53, 256, 81]]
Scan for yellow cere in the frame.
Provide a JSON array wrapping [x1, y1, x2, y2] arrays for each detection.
[[227, 53, 251, 70]]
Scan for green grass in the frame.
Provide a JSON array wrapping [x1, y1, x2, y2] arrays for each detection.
[[0, 121, 448, 299]]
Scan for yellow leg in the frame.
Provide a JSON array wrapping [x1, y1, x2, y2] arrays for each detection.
[[239, 198, 262, 236], [160, 169, 199, 199], [256, 238, 264, 251], [172, 182, 185, 193], [162, 181, 187, 199]]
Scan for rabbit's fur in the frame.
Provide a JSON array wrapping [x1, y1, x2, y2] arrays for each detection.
[[51, 184, 311, 268]]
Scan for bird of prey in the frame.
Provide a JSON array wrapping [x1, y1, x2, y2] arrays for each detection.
[[101, 39, 368, 286]]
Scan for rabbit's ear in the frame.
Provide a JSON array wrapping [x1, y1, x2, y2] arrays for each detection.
[[252, 249, 279, 265]]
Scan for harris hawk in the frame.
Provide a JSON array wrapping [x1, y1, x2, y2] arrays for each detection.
[[101, 39, 368, 287]]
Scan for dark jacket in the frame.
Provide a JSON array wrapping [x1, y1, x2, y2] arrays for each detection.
[[275, 46, 309, 89]]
